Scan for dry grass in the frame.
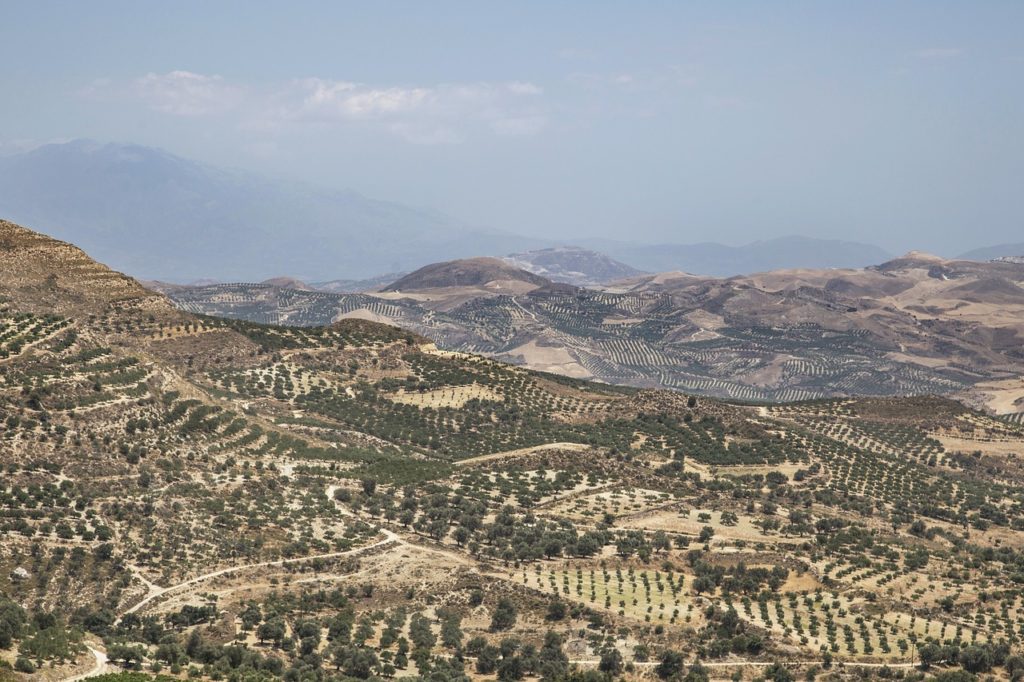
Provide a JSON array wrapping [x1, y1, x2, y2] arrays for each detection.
[[386, 383, 503, 408]]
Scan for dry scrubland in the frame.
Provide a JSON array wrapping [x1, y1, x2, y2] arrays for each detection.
[[164, 253, 1024, 417], [2, 221, 1024, 682]]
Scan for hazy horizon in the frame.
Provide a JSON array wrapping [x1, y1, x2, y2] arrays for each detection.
[[2, 1, 1022, 256]]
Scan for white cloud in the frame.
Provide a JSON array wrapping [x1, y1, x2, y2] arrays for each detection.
[[915, 48, 964, 59], [296, 78, 433, 119], [112, 72, 546, 143], [284, 78, 546, 142], [135, 71, 243, 116]]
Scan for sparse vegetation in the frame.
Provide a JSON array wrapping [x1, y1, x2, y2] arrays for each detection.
[[2, 218, 1024, 682]]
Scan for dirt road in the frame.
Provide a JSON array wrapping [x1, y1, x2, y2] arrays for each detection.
[[123, 534, 396, 616], [65, 645, 109, 682], [455, 442, 589, 467]]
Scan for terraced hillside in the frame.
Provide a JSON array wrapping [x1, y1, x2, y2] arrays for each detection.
[[3, 220, 1024, 681], [163, 251, 1024, 410]]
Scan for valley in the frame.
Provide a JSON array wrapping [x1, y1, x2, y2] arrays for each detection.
[[6, 1, 1024, 679], [2, 220, 1024, 681]]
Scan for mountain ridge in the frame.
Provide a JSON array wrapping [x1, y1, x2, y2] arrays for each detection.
[[959, 242, 1024, 262], [0, 140, 920, 285], [0, 217, 165, 315], [582, 235, 893, 277], [0, 140, 547, 281]]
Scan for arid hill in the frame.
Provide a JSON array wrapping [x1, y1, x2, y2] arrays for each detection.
[[3, 219, 1024, 680], [261, 276, 314, 291], [382, 257, 550, 292], [163, 249, 1024, 413], [0, 218, 163, 314], [3, 219, 1024, 681]]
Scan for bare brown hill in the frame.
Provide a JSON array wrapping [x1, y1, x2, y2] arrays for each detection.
[[382, 257, 550, 292], [0, 219, 263, 372], [946, 277, 1024, 304], [261, 276, 313, 291], [0, 218, 165, 315]]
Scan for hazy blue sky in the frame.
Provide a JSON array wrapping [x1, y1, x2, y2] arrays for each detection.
[[1, 1, 1022, 255]]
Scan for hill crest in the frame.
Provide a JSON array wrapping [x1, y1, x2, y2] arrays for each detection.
[[382, 257, 551, 292], [0, 218, 166, 314]]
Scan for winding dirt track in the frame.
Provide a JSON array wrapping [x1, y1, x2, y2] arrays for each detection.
[[123, 534, 397, 616], [61, 481, 923, 679], [455, 442, 589, 467], [65, 645, 109, 682]]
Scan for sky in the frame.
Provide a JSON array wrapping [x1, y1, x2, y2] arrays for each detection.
[[1, 1, 1022, 256]]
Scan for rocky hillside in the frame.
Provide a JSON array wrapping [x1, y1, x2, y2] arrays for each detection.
[[0, 218, 166, 315]]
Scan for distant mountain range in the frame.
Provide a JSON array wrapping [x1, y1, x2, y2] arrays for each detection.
[[0, 139, 924, 284], [0, 140, 544, 281], [313, 272, 410, 293], [958, 243, 1024, 262], [579, 236, 894, 277]]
